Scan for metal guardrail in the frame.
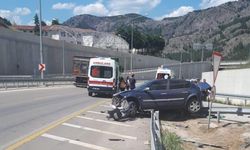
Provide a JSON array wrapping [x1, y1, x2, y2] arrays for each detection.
[[150, 110, 163, 150], [216, 93, 250, 106], [0, 77, 74, 90]]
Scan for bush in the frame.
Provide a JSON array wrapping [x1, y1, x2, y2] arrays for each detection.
[[162, 129, 183, 150]]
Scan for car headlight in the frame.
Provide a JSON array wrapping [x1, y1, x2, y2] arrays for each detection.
[[121, 100, 129, 110]]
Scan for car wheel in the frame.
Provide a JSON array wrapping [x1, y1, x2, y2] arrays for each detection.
[[88, 92, 92, 96], [128, 101, 137, 117], [187, 98, 201, 114], [113, 109, 122, 121]]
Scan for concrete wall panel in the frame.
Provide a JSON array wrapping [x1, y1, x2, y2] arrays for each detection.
[[202, 68, 250, 95], [0, 28, 178, 76]]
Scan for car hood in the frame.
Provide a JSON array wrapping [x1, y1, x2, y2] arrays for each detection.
[[114, 90, 137, 98]]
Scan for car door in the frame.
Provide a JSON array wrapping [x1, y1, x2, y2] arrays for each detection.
[[158, 80, 190, 109], [140, 80, 168, 109]]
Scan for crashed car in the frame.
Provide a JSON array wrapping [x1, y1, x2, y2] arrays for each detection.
[[110, 79, 202, 120]]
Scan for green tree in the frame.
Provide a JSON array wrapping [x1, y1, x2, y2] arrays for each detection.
[[52, 18, 60, 25], [33, 13, 40, 35], [0, 17, 12, 26], [144, 35, 165, 56], [116, 26, 165, 56], [41, 21, 47, 26]]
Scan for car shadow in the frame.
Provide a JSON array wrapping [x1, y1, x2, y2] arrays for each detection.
[[92, 93, 113, 99], [160, 107, 209, 122]]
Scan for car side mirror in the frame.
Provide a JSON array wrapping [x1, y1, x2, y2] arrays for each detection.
[[144, 87, 150, 92]]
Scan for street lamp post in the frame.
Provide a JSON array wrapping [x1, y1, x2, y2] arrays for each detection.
[[179, 51, 183, 79], [130, 23, 134, 72], [39, 0, 43, 79], [50, 26, 78, 75], [62, 40, 65, 75]]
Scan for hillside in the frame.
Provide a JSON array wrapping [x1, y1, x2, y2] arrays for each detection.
[[63, 0, 250, 61]]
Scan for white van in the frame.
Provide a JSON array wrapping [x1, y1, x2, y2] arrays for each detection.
[[87, 57, 119, 96], [155, 66, 173, 79]]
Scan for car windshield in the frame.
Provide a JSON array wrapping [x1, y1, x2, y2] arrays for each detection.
[[90, 66, 113, 78], [134, 80, 151, 91]]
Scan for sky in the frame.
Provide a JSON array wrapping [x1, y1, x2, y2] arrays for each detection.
[[0, 0, 238, 25]]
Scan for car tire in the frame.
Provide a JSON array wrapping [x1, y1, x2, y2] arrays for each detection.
[[113, 109, 122, 121], [187, 98, 201, 114], [128, 101, 137, 117], [88, 92, 92, 96]]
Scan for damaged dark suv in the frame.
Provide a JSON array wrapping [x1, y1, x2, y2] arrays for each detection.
[[111, 79, 202, 119]]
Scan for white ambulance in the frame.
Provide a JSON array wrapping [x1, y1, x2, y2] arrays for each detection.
[[155, 65, 173, 79], [87, 57, 119, 96]]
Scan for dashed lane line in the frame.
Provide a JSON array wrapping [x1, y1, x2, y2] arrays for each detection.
[[62, 123, 137, 140], [42, 133, 112, 150], [87, 110, 108, 116], [76, 116, 132, 127]]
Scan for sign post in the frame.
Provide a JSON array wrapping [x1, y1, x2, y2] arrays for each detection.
[[208, 51, 222, 129]]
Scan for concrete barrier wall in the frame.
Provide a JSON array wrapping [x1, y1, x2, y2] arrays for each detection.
[[0, 28, 177, 75], [122, 62, 212, 80], [202, 68, 250, 96]]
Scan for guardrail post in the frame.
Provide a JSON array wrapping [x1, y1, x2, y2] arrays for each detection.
[[226, 97, 230, 105], [245, 99, 247, 106], [27, 82, 29, 88], [17, 81, 19, 88], [4, 82, 7, 90], [217, 112, 220, 123]]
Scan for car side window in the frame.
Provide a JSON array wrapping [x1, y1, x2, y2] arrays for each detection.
[[149, 80, 167, 90], [169, 80, 190, 89]]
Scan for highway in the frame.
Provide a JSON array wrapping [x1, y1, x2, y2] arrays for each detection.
[[0, 86, 150, 150], [0, 86, 102, 149]]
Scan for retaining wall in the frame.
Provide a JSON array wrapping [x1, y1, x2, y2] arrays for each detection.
[[0, 28, 177, 75]]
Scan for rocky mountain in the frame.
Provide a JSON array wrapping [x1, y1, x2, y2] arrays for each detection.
[[63, 0, 250, 61]]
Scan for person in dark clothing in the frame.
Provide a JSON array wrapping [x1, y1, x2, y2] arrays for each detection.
[[126, 76, 130, 90], [129, 74, 136, 90], [198, 79, 212, 101], [119, 77, 126, 91]]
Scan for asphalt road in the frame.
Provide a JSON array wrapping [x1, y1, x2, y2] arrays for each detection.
[[0, 86, 103, 149]]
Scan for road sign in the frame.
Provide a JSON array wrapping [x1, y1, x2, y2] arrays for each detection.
[[39, 64, 46, 72], [208, 51, 222, 129], [213, 51, 222, 85]]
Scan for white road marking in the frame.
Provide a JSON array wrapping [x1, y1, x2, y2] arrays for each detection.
[[42, 133, 112, 150], [87, 111, 108, 116], [0, 85, 73, 93], [62, 123, 137, 140], [100, 105, 112, 108], [76, 116, 131, 127]]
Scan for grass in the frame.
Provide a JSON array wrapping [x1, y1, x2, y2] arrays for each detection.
[[161, 129, 184, 150]]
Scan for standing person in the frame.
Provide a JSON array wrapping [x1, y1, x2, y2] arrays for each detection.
[[119, 77, 126, 91], [129, 74, 136, 90], [126, 76, 130, 90], [198, 79, 211, 101]]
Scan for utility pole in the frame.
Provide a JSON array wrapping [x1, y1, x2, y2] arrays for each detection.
[[179, 51, 183, 79], [130, 23, 134, 72], [62, 40, 65, 75], [39, 0, 44, 79]]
